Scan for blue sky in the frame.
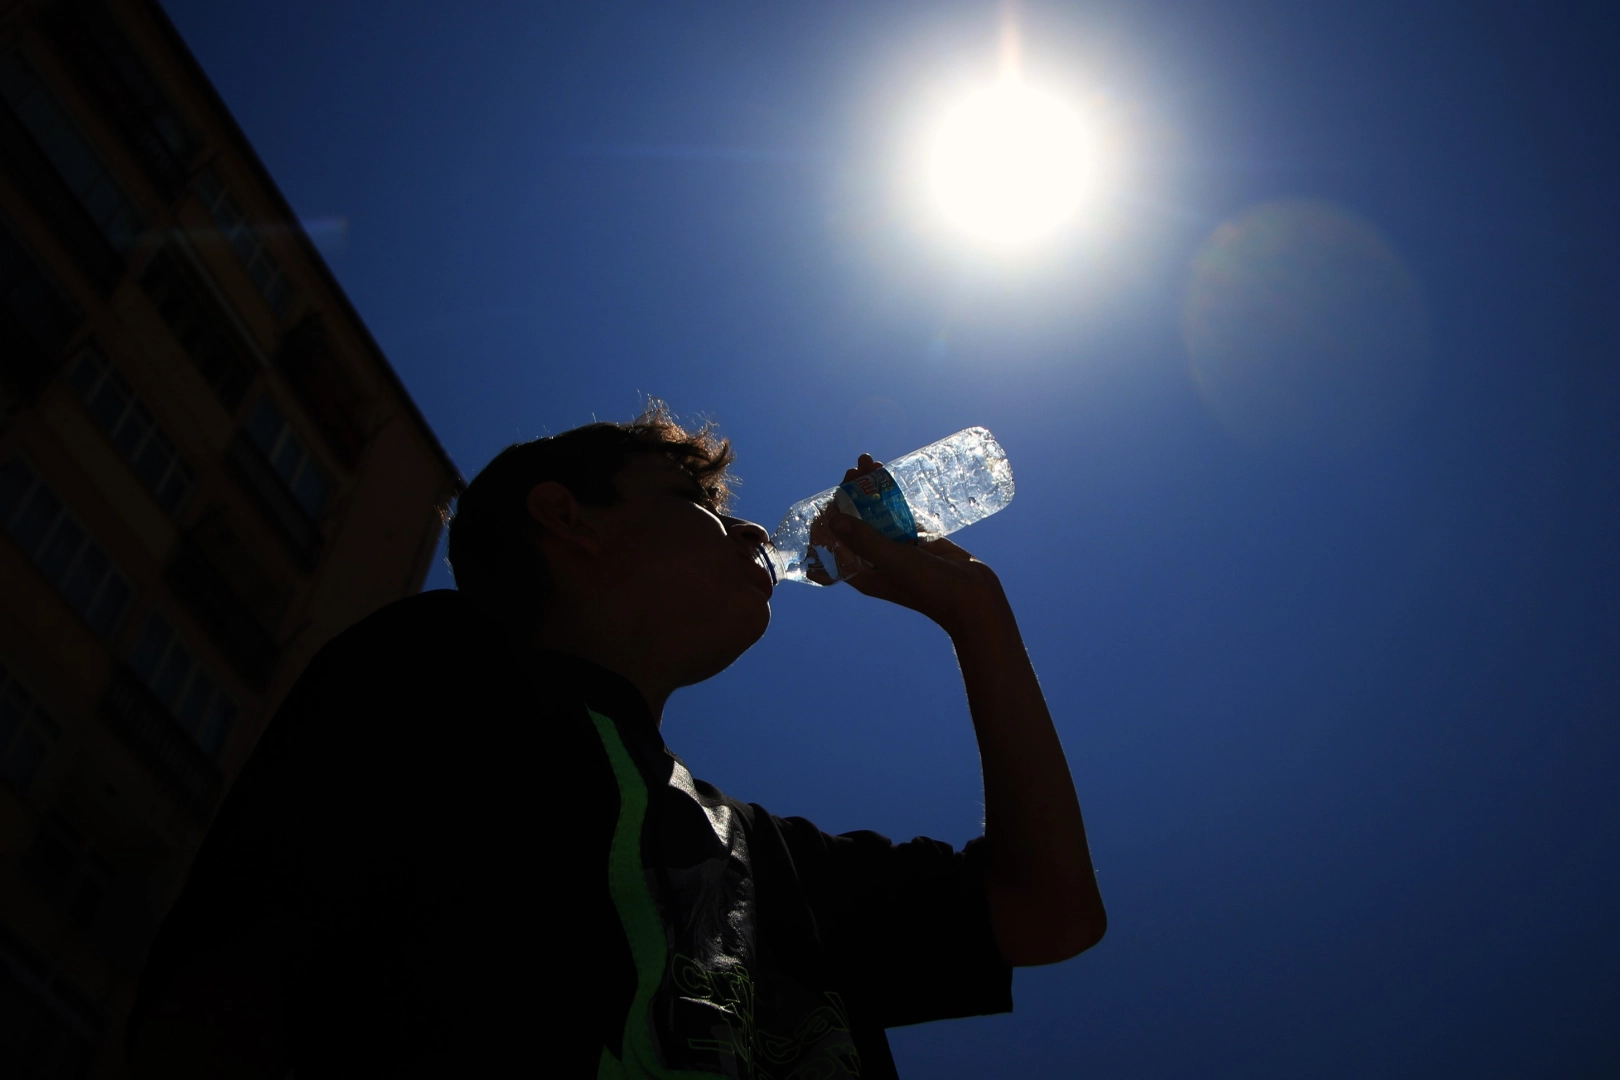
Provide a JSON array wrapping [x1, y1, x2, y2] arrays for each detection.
[[165, 1, 1618, 1074]]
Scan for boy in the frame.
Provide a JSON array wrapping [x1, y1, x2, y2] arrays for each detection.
[[129, 404, 1105, 1078]]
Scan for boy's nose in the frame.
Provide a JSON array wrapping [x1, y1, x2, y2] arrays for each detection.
[[723, 517, 769, 547]]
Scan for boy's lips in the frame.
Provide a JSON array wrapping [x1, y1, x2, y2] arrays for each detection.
[[747, 547, 775, 598]]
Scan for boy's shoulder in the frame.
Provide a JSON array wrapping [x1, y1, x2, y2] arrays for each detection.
[[323, 588, 489, 653], [306, 589, 516, 685]]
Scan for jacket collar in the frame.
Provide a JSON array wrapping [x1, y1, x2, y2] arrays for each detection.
[[528, 648, 656, 733]]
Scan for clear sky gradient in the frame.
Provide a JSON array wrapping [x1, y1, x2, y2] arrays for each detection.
[[163, 1, 1618, 1075]]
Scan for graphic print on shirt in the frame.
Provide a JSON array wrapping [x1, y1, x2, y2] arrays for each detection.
[[589, 709, 862, 1080]]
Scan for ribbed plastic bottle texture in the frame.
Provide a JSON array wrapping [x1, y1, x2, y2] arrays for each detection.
[[765, 426, 1015, 586]]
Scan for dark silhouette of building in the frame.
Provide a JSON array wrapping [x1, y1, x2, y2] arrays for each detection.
[[0, 1, 462, 1074]]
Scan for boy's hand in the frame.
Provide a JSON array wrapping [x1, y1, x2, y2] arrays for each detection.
[[828, 454, 1008, 638]]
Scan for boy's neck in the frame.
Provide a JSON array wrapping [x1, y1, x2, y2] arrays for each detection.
[[529, 615, 672, 726]]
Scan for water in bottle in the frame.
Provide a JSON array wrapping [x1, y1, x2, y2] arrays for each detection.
[[764, 426, 1015, 586]]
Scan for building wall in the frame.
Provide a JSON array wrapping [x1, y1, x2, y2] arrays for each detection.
[[0, 1, 462, 1075]]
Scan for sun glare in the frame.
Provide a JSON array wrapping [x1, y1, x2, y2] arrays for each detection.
[[928, 78, 1091, 247]]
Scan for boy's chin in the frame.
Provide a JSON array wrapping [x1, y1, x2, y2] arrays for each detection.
[[684, 611, 769, 685]]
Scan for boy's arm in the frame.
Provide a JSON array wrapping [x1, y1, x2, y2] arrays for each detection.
[[945, 579, 1106, 964], [827, 483, 1106, 966]]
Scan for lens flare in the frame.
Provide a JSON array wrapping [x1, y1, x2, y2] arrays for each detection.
[[1184, 200, 1431, 446]]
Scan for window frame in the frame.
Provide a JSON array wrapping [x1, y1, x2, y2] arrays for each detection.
[[192, 167, 291, 315], [245, 396, 331, 521], [0, 662, 60, 796], [66, 346, 196, 517], [0, 49, 143, 256], [0, 218, 83, 389], [126, 610, 238, 759], [21, 815, 110, 930], [0, 456, 133, 641]]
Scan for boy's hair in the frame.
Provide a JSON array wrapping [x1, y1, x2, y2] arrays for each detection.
[[446, 401, 735, 633]]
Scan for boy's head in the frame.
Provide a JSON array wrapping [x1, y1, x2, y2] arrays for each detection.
[[447, 403, 772, 682]]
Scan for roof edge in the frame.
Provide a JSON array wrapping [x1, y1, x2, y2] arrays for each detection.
[[139, 0, 464, 494]]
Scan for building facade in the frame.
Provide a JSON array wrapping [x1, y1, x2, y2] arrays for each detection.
[[0, 0, 463, 1074]]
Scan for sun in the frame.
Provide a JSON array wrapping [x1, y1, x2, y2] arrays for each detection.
[[928, 78, 1091, 247]]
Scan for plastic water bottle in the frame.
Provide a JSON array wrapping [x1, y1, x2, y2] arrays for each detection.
[[764, 426, 1015, 586]]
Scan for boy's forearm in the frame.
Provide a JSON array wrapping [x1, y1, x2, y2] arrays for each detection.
[[816, 503, 1107, 962], [950, 587, 1106, 965]]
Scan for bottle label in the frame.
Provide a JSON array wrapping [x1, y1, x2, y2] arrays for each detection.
[[836, 467, 917, 542]]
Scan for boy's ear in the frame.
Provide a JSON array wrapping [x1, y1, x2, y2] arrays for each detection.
[[526, 482, 602, 556]]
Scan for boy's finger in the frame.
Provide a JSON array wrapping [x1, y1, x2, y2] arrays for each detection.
[[919, 537, 973, 561], [828, 514, 931, 576], [827, 513, 890, 562]]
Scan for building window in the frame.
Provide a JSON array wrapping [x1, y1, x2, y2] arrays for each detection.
[[22, 817, 109, 929], [43, 0, 198, 196], [0, 219, 81, 394], [275, 313, 370, 468], [127, 613, 236, 758], [0, 222, 80, 347], [0, 51, 141, 255], [0, 662, 60, 795], [193, 169, 290, 314], [166, 526, 282, 689], [67, 347, 195, 515], [138, 246, 254, 410], [247, 398, 329, 519], [0, 948, 100, 1079], [0, 458, 131, 640]]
